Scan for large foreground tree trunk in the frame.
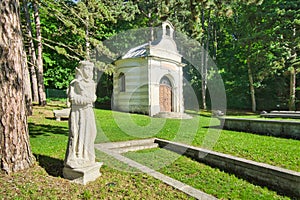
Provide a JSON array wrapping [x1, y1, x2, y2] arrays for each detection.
[[0, 0, 35, 174]]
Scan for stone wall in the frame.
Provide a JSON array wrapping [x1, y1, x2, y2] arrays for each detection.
[[113, 58, 149, 114], [219, 117, 300, 140]]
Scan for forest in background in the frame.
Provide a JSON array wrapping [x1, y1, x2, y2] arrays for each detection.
[[20, 0, 300, 112]]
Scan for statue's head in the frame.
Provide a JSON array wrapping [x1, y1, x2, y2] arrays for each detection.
[[77, 60, 94, 80]]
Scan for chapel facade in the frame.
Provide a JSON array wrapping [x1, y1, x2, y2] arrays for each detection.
[[113, 21, 187, 117]]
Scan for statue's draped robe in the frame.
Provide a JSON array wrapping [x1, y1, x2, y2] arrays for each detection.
[[64, 79, 97, 168]]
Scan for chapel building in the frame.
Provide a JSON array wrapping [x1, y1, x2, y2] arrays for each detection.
[[113, 21, 189, 118]]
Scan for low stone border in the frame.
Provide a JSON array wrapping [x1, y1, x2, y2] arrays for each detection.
[[155, 138, 300, 198], [95, 142, 217, 200], [218, 117, 300, 140], [261, 111, 300, 119]]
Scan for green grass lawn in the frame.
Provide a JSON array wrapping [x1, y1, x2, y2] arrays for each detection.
[[0, 103, 193, 199], [95, 108, 300, 172], [1, 103, 299, 199], [125, 148, 290, 200]]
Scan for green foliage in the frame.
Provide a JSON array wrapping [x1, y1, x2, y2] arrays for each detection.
[[213, 0, 300, 110], [23, 0, 300, 108], [35, 0, 140, 89], [96, 96, 110, 104]]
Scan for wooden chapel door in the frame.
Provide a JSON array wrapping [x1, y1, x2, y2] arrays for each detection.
[[159, 77, 172, 112]]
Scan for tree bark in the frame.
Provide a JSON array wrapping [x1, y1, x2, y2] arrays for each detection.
[[0, 0, 35, 174], [200, 8, 211, 110], [289, 66, 296, 111], [22, 46, 33, 116], [22, 0, 39, 103], [201, 43, 208, 110], [247, 57, 256, 112], [33, 1, 46, 106], [84, 6, 90, 60]]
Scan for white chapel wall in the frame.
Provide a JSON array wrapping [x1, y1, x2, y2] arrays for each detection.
[[113, 58, 149, 113]]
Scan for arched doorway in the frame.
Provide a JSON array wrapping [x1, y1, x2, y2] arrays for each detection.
[[159, 76, 172, 112]]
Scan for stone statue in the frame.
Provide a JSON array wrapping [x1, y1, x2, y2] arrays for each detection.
[[63, 60, 102, 184]]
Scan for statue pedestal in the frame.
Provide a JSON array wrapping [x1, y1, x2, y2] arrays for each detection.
[[63, 162, 103, 185]]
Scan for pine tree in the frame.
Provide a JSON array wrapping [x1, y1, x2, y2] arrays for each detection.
[[0, 0, 35, 173]]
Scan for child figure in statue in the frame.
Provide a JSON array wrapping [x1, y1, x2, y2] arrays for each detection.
[[64, 61, 97, 169]]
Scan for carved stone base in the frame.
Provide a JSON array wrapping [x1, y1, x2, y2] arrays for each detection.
[[63, 162, 103, 185]]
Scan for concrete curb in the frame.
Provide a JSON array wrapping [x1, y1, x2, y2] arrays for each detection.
[[95, 142, 217, 200], [155, 138, 300, 198]]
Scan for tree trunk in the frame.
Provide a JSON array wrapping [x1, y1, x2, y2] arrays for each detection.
[[22, 47, 33, 116], [200, 8, 211, 110], [22, 0, 39, 103], [212, 21, 218, 61], [201, 43, 208, 110], [0, 0, 35, 174], [189, 1, 207, 109], [247, 57, 256, 112], [148, 12, 154, 41], [33, 1, 46, 106], [85, 20, 90, 60], [288, 32, 297, 111], [289, 66, 296, 111]]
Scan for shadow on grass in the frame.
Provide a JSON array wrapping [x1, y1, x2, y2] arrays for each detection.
[[202, 125, 222, 129], [35, 154, 64, 177], [29, 123, 69, 138], [199, 113, 212, 118], [45, 117, 69, 121]]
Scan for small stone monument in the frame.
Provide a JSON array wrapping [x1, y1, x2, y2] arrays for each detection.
[[63, 60, 102, 185]]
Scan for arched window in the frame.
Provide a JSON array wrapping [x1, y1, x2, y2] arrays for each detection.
[[119, 73, 125, 92], [166, 25, 171, 37], [160, 76, 172, 87]]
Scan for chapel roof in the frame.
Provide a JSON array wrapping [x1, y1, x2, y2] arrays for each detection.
[[122, 43, 148, 59], [119, 21, 182, 63]]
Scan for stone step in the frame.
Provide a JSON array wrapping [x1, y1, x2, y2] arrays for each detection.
[[271, 111, 300, 114], [113, 143, 159, 153], [95, 138, 159, 153], [98, 138, 156, 149], [260, 113, 300, 119], [153, 112, 192, 119], [96, 145, 217, 200]]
